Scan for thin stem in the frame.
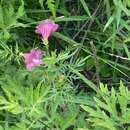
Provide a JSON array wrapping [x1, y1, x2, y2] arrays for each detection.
[[42, 39, 49, 56], [45, 45, 49, 56]]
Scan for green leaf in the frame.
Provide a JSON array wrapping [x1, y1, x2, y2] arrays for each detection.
[[3, 30, 10, 40], [53, 32, 81, 47], [55, 15, 88, 22], [94, 97, 111, 113], [124, 37, 130, 43], [0, 126, 3, 130], [39, 0, 45, 8], [93, 112, 116, 130], [0, 5, 4, 28], [81, 105, 102, 118], [79, 0, 91, 17], [123, 44, 130, 59], [15, 0, 25, 19], [68, 66, 97, 92], [78, 128, 89, 130], [0, 0, 24, 29], [104, 0, 111, 19], [115, 3, 121, 28], [46, 0, 56, 17], [103, 15, 114, 31], [128, 127, 130, 130], [127, 0, 130, 8]]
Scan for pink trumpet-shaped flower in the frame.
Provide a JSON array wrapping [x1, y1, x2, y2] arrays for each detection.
[[35, 19, 59, 41], [23, 49, 42, 71]]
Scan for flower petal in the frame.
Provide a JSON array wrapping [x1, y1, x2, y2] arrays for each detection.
[[23, 48, 43, 71], [35, 19, 59, 40]]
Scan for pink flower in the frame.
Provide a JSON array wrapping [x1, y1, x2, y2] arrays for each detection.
[[23, 49, 42, 71], [35, 19, 59, 41]]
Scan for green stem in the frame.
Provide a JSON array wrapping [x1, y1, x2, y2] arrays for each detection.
[[45, 45, 49, 56], [42, 39, 49, 56]]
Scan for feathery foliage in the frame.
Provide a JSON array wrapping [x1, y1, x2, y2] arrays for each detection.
[[0, 0, 130, 129]]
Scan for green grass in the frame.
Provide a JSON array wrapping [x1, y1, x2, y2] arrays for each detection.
[[0, 0, 130, 129]]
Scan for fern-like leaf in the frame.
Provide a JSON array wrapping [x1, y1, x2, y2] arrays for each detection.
[[46, 0, 56, 17]]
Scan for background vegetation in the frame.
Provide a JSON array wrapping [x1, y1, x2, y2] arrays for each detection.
[[0, 0, 130, 130]]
